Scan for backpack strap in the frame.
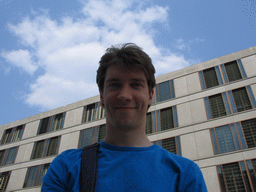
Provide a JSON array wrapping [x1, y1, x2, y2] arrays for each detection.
[[80, 143, 100, 192]]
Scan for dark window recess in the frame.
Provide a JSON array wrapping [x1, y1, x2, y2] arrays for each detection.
[[224, 61, 242, 82], [209, 94, 226, 118], [203, 67, 219, 88]]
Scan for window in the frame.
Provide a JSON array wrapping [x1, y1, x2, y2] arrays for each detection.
[[224, 61, 242, 82], [83, 103, 106, 123], [241, 118, 256, 148], [217, 159, 256, 191], [1, 125, 25, 144], [200, 60, 247, 90], [211, 119, 256, 155], [232, 87, 252, 112], [98, 124, 106, 142], [23, 163, 50, 188], [84, 104, 96, 122], [154, 136, 181, 156], [159, 106, 178, 131], [208, 94, 227, 118], [202, 67, 219, 89], [79, 127, 98, 148], [205, 86, 256, 120], [79, 125, 107, 148], [0, 172, 10, 191], [155, 80, 175, 103], [146, 113, 153, 134], [38, 113, 65, 135], [0, 147, 18, 166], [31, 137, 60, 159]]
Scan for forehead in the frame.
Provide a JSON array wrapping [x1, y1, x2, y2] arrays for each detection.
[[105, 65, 147, 82]]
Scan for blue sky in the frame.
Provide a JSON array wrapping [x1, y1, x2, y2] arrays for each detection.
[[0, 0, 255, 126]]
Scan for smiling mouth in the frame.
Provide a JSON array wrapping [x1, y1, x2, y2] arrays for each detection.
[[115, 107, 136, 111]]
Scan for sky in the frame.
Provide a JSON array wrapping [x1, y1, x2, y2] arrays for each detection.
[[0, 0, 255, 126]]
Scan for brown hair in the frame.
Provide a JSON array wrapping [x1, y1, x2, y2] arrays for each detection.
[[96, 43, 156, 93]]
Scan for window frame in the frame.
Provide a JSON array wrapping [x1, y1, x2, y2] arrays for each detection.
[[0, 171, 11, 191], [0, 147, 18, 166], [217, 159, 256, 191], [1, 125, 25, 145], [82, 102, 106, 123], [154, 136, 181, 156], [31, 136, 60, 160], [205, 86, 256, 120], [23, 163, 50, 188], [199, 59, 247, 90], [37, 113, 65, 135]]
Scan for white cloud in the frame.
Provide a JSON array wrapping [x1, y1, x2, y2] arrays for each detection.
[[4, 0, 193, 110], [174, 38, 205, 50], [1, 49, 38, 74]]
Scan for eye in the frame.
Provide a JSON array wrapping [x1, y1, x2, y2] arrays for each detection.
[[131, 82, 143, 89], [108, 82, 120, 89]]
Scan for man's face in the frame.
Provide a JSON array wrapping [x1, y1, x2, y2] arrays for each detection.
[[100, 64, 154, 131]]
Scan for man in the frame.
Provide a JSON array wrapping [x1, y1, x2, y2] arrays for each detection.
[[42, 43, 208, 191]]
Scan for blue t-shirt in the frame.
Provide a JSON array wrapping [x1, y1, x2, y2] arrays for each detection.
[[42, 141, 208, 191]]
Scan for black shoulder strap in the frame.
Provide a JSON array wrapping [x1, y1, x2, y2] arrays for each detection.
[[80, 143, 100, 192]]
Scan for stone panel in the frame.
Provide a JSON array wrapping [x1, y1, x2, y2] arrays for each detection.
[[190, 99, 207, 124], [177, 102, 193, 127], [187, 73, 202, 94], [180, 133, 198, 160], [22, 120, 40, 139], [241, 54, 256, 78], [15, 143, 34, 163], [58, 131, 80, 153], [201, 166, 220, 192], [5, 168, 27, 191], [174, 76, 188, 98], [195, 130, 214, 159], [63, 107, 84, 129]]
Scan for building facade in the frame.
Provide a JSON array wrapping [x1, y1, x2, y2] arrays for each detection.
[[0, 46, 256, 192]]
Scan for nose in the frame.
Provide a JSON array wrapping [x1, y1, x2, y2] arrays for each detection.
[[117, 84, 132, 102]]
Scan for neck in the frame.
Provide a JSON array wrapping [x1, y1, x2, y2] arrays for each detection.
[[103, 124, 152, 147]]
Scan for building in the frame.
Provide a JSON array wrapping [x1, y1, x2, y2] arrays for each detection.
[[0, 46, 256, 192]]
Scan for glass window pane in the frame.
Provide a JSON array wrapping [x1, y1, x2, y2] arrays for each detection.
[[51, 113, 63, 131], [203, 67, 219, 88], [215, 125, 236, 154], [232, 87, 252, 112], [98, 124, 106, 142], [224, 61, 242, 82], [32, 140, 45, 159], [160, 107, 174, 131], [12, 125, 23, 142], [24, 166, 38, 188], [241, 118, 256, 148], [158, 81, 171, 102], [46, 137, 59, 156], [39, 117, 50, 134], [80, 128, 95, 148], [38, 164, 50, 186], [0, 172, 10, 191], [1, 129, 12, 144], [209, 94, 226, 118], [85, 104, 96, 122], [222, 162, 245, 191], [162, 137, 176, 154], [4, 147, 18, 165], [146, 113, 152, 134]]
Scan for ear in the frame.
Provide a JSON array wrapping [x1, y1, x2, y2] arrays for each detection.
[[148, 89, 154, 105]]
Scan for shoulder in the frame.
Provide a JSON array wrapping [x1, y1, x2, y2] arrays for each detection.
[[52, 148, 83, 166], [154, 146, 207, 191]]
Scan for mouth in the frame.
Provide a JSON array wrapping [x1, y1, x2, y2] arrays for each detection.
[[115, 107, 136, 111]]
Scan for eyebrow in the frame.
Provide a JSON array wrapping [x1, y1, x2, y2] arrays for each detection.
[[106, 78, 146, 83]]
